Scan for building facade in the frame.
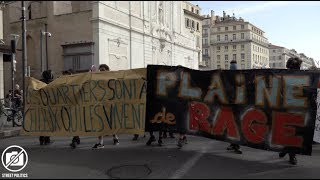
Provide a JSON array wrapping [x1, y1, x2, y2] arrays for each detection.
[[200, 11, 215, 70], [210, 11, 269, 70], [3, 1, 202, 94], [269, 44, 315, 69], [92, 1, 202, 71]]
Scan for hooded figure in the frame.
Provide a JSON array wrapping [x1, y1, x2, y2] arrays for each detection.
[[39, 70, 54, 145]]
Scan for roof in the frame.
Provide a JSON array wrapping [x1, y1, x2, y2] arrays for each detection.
[[268, 44, 284, 49]]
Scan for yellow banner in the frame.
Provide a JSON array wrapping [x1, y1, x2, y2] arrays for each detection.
[[21, 68, 147, 136]]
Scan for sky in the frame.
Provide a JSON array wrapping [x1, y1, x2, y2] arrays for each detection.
[[191, 1, 320, 66]]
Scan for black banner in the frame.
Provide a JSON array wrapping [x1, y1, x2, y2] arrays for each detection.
[[146, 65, 318, 155]]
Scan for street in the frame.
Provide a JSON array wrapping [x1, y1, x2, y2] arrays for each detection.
[[1, 134, 320, 179]]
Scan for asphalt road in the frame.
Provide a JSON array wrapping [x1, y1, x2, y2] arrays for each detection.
[[0, 134, 320, 179]]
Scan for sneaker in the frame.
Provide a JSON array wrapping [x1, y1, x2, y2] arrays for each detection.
[[70, 142, 77, 149], [289, 155, 297, 165], [132, 134, 139, 141], [158, 138, 163, 146], [234, 148, 242, 154], [227, 144, 235, 151], [183, 136, 188, 144], [146, 136, 156, 146], [72, 137, 80, 145], [279, 152, 287, 158], [177, 138, 184, 148], [92, 143, 104, 149], [113, 138, 120, 145]]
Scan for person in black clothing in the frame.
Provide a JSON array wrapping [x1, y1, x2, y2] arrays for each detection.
[[61, 69, 81, 149], [39, 70, 54, 145], [278, 57, 302, 165], [226, 60, 242, 154]]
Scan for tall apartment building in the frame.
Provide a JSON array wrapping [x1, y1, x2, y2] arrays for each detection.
[[210, 11, 269, 70], [3, 1, 202, 94], [269, 44, 315, 69]]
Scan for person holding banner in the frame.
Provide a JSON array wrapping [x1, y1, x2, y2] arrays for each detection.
[[61, 69, 82, 149], [225, 60, 242, 154], [39, 70, 54, 146], [278, 57, 302, 165], [92, 64, 120, 149]]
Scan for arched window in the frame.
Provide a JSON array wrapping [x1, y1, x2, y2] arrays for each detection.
[[28, 4, 32, 20]]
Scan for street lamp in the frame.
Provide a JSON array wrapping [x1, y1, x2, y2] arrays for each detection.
[[40, 28, 51, 71]]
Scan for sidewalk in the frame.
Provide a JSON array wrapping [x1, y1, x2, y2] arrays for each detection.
[[0, 116, 22, 139]]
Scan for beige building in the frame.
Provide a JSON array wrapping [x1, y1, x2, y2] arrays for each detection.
[[269, 44, 315, 69], [200, 11, 215, 70], [210, 11, 269, 70], [3, 1, 202, 94]]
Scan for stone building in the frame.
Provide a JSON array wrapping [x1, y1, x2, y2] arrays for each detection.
[[209, 11, 269, 70], [200, 11, 215, 70], [3, 1, 202, 94], [269, 44, 315, 70]]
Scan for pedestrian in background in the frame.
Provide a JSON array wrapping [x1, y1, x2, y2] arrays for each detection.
[[226, 60, 242, 154]]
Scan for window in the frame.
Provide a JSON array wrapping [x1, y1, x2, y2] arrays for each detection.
[[217, 65, 221, 69], [196, 22, 200, 31], [28, 4, 32, 20], [241, 64, 245, 69], [185, 18, 190, 27], [233, 34, 236, 40], [279, 55, 282, 60], [217, 55, 221, 60], [225, 64, 228, 69], [218, 27, 221, 31], [63, 42, 95, 71], [225, 35, 228, 41], [225, 27, 228, 31], [196, 9, 199, 14], [192, 20, 195, 29], [233, 54, 237, 60], [241, 25, 244, 29], [225, 55, 228, 60], [233, 26, 236, 30], [196, 36, 200, 47], [217, 46, 220, 50], [272, 56, 276, 60], [204, 49, 208, 55], [241, 44, 244, 49], [241, 33, 244, 39], [204, 39, 208, 45], [225, 46, 228, 50], [217, 35, 220, 41], [233, 45, 236, 50], [191, 7, 194, 12], [241, 53, 245, 59], [273, 49, 276, 53]]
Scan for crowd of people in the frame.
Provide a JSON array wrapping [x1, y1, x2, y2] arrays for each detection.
[[21, 57, 318, 166]]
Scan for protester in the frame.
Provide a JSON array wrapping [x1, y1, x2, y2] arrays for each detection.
[[176, 65, 188, 148], [13, 84, 22, 108], [226, 60, 242, 154], [61, 69, 82, 149], [39, 70, 54, 145], [278, 57, 303, 165], [92, 64, 120, 149]]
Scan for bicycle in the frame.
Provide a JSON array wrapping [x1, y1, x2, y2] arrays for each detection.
[[0, 97, 23, 127]]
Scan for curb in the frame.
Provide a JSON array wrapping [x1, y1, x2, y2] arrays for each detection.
[[0, 128, 21, 139]]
